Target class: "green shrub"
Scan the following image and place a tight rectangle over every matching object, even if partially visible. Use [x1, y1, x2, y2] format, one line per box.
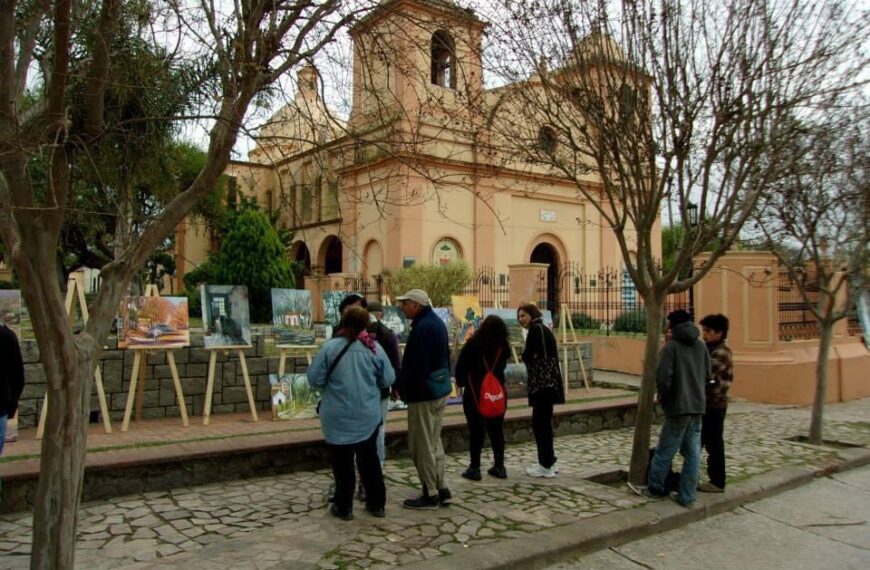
[384, 261, 472, 307]
[210, 209, 294, 323]
[186, 286, 202, 319]
[570, 312, 600, 331]
[613, 309, 647, 334]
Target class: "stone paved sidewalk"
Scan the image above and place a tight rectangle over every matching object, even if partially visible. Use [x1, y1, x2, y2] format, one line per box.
[1, 399, 868, 569]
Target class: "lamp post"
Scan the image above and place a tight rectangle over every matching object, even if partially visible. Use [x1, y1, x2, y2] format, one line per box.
[686, 201, 699, 317]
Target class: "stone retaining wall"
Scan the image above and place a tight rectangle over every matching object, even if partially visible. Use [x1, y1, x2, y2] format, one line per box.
[15, 337, 594, 428]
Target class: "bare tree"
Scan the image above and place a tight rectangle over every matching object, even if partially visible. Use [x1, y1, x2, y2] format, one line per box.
[0, 1, 370, 567]
[748, 106, 869, 445]
[480, 0, 868, 482]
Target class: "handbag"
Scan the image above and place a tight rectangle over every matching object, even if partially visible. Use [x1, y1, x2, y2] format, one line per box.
[527, 324, 564, 400]
[425, 367, 452, 399]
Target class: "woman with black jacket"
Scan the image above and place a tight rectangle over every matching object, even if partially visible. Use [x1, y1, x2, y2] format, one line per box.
[518, 303, 565, 478]
[455, 315, 511, 480]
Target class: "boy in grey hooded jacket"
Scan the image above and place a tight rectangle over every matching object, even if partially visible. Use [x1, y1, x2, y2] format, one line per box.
[647, 310, 711, 507]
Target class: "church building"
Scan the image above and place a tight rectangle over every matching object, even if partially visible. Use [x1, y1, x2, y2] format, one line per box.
[174, 0, 661, 302]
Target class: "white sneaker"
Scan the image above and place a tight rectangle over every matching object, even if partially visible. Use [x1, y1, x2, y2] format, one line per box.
[526, 464, 557, 478]
[528, 462, 559, 473]
[389, 399, 408, 411]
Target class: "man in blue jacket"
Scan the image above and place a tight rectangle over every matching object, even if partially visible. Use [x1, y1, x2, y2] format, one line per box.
[395, 289, 452, 510]
[639, 310, 710, 507]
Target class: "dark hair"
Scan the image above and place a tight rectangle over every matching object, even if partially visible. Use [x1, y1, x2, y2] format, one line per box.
[339, 293, 367, 314]
[699, 313, 729, 340]
[337, 306, 370, 339]
[467, 315, 510, 354]
[667, 309, 693, 327]
[517, 303, 542, 321]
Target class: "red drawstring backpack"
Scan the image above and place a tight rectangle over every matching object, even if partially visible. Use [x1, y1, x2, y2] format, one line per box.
[470, 349, 506, 419]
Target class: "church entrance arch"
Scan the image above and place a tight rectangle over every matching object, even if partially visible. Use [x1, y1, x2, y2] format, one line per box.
[319, 236, 343, 275]
[530, 242, 559, 314]
[289, 241, 312, 287]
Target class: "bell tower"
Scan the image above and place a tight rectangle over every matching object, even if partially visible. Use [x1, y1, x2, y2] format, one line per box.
[348, 0, 487, 130]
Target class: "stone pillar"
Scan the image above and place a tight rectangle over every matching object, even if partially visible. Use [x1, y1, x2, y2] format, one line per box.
[694, 251, 778, 353]
[508, 263, 548, 308]
[305, 273, 348, 321]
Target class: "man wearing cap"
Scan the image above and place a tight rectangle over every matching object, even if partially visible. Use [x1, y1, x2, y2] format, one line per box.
[395, 289, 452, 509]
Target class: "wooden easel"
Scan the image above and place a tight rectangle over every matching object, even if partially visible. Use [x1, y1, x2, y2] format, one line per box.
[559, 304, 590, 392]
[121, 284, 189, 431]
[36, 274, 112, 439]
[276, 344, 317, 376]
[202, 344, 259, 425]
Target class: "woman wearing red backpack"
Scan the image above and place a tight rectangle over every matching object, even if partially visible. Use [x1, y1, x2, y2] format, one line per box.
[455, 315, 511, 481]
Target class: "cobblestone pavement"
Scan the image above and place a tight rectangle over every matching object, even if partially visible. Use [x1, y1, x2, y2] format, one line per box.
[1, 401, 868, 569]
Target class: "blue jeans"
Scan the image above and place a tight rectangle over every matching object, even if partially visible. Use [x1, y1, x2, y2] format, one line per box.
[648, 414, 701, 506]
[0, 414, 7, 456]
[376, 397, 389, 466]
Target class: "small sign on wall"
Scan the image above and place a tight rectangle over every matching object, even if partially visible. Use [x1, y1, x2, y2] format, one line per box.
[540, 210, 557, 222]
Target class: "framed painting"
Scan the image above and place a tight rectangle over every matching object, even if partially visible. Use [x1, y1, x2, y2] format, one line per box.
[118, 296, 190, 349]
[381, 305, 410, 343]
[269, 373, 320, 420]
[271, 289, 315, 345]
[201, 285, 252, 348]
[322, 290, 349, 329]
[451, 295, 482, 344]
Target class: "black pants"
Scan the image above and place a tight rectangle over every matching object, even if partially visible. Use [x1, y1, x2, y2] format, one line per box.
[462, 395, 505, 468]
[532, 396, 556, 468]
[329, 427, 385, 515]
[701, 407, 727, 488]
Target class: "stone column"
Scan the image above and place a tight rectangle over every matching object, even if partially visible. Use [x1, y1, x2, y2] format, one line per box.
[693, 251, 778, 353]
[508, 263, 548, 309]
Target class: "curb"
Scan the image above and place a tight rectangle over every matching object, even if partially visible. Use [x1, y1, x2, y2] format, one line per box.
[403, 446, 870, 570]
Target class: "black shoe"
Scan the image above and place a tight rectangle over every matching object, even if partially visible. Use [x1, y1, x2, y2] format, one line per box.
[329, 504, 353, 521]
[327, 482, 336, 503]
[438, 488, 452, 506]
[402, 494, 440, 510]
[462, 466, 482, 481]
[356, 483, 367, 502]
[366, 506, 386, 518]
[487, 465, 508, 479]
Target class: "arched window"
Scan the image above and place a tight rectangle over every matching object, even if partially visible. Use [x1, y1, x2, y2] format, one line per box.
[431, 31, 457, 89]
[537, 126, 557, 154]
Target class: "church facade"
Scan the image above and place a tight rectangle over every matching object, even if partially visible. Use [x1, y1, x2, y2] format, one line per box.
[174, 0, 661, 300]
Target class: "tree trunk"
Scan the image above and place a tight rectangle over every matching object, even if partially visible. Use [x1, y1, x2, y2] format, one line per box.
[808, 320, 834, 445]
[628, 298, 664, 484]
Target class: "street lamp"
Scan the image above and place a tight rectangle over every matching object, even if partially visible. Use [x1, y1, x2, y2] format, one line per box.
[686, 201, 699, 227]
[686, 201, 699, 318]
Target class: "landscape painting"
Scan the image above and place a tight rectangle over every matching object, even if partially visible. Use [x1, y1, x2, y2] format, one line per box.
[269, 373, 320, 420]
[451, 295, 482, 344]
[118, 296, 190, 349]
[483, 308, 526, 344]
[322, 290, 349, 329]
[201, 285, 252, 348]
[381, 305, 410, 343]
[0, 290, 21, 338]
[432, 307, 456, 344]
[272, 289, 315, 345]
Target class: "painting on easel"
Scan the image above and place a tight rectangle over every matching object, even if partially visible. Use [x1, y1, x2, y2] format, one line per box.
[322, 290, 349, 329]
[201, 284, 252, 348]
[381, 305, 410, 343]
[269, 373, 320, 420]
[0, 290, 21, 338]
[118, 296, 190, 349]
[271, 289, 315, 345]
[451, 295, 482, 344]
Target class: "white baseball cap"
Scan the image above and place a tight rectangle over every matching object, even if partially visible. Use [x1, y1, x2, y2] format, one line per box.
[395, 289, 431, 306]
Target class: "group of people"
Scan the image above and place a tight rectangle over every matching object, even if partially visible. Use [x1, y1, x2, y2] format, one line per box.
[310, 290, 568, 521]
[637, 309, 733, 507]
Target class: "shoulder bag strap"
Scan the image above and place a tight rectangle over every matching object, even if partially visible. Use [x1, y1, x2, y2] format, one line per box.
[326, 339, 354, 381]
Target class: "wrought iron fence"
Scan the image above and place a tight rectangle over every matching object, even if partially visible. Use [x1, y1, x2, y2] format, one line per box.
[777, 270, 821, 340]
[540, 263, 693, 336]
[458, 266, 510, 308]
[343, 274, 385, 304]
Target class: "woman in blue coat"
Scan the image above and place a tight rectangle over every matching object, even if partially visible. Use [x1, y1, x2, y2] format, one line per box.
[309, 306, 395, 520]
